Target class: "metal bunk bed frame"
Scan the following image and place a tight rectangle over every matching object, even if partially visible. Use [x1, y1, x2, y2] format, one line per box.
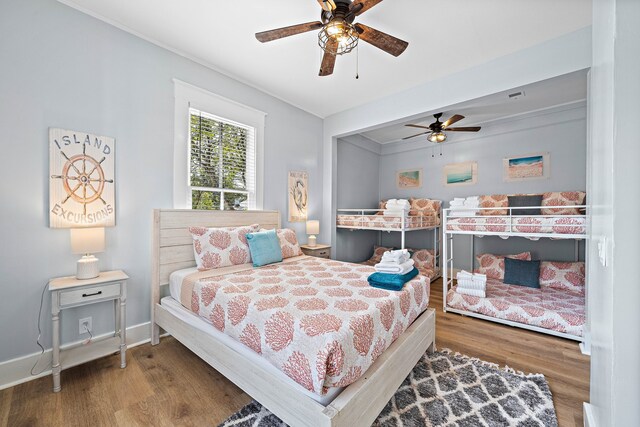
[337, 207, 442, 279]
[441, 205, 588, 342]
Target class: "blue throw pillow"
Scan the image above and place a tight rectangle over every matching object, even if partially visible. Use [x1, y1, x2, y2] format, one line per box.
[246, 229, 283, 267]
[503, 257, 540, 288]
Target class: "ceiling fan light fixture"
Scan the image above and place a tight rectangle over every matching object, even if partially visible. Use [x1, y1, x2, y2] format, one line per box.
[318, 19, 359, 55]
[428, 132, 447, 143]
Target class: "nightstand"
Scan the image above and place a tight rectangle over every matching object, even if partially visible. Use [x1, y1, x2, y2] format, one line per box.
[48, 270, 128, 392]
[300, 244, 331, 259]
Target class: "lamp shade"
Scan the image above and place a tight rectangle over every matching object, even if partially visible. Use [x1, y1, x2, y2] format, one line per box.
[70, 228, 105, 255]
[306, 220, 320, 235]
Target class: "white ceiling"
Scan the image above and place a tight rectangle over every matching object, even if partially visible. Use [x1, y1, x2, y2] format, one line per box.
[361, 70, 588, 144]
[60, 0, 592, 117]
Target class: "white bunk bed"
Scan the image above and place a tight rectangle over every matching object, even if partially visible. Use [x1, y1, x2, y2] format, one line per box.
[337, 207, 442, 279]
[442, 204, 588, 341]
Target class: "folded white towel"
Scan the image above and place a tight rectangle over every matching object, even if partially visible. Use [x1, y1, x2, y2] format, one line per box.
[463, 200, 480, 207]
[456, 287, 486, 298]
[457, 282, 486, 291]
[385, 203, 410, 211]
[375, 259, 415, 274]
[457, 271, 487, 290]
[449, 200, 464, 205]
[381, 249, 410, 263]
[465, 196, 479, 201]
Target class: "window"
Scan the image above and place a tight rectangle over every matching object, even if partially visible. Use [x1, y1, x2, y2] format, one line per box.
[173, 79, 264, 210]
[189, 108, 256, 210]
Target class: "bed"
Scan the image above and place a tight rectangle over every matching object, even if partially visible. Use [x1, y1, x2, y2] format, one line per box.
[151, 209, 436, 427]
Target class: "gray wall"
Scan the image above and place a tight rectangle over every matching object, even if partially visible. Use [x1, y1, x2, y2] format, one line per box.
[335, 136, 381, 262]
[0, 0, 322, 363]
[377, 104, 587, 269]
[589, 0, 640, 424]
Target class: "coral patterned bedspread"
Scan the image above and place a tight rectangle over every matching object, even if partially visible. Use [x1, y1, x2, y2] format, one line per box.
[446, 216, 586, 235]
[446, 279, 585, 337]
[337, 213, 439, 229]
[177, 256, 430, 395]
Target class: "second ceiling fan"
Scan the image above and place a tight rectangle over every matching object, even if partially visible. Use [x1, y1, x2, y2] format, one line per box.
[404, 113, 481, 143]
[255, 0, 408, 76]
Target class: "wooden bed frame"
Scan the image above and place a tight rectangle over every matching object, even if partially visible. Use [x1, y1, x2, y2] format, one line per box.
[151, 209, 436, 427]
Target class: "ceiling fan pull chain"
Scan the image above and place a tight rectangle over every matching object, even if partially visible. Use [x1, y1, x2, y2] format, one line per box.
[440, 145, 443, 156]
[355, 43, 359, 79]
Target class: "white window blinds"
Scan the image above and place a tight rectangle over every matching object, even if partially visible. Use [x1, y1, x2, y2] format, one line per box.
[188, 108, 256, 210]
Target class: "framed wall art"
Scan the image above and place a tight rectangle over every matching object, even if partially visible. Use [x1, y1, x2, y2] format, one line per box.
[288, 170, 308, 222]
[49, 128, 116, 228]
[443, 161, 477, 186]
[503, 152, 550, 182]
[396, 168, 423, 189]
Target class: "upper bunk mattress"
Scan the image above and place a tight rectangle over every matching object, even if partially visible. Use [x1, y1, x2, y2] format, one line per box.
[445, 215, 586, 236]
[446, 279, 585, 337]
[170, 255, 430, 396]
[337, 213, 438, 229]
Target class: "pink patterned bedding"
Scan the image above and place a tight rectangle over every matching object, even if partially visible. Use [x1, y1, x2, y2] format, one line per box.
[337, 213, 439, 229]
[446, 279, 585, 337]
[179, 256, 430, 395]
[446, 215, 586, 235]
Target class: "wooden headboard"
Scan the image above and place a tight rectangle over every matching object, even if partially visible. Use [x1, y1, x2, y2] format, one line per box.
[152, 209, 281, 287]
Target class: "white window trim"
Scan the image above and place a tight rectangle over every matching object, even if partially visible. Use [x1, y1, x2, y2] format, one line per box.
[173, 79, 265, 209]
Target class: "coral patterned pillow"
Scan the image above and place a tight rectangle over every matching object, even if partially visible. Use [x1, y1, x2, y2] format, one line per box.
[539, 261, 585, 295]
[375, 200, 387, 215]
[540, 191, 586, 215]
[274, 228, 304, 259]
[189, 224, 259, 271]
[475, 252, 532, 280]
[478, 195, 508, 216]
[370, 245, 394, 264]
[410, 249, 436, 270]
[409, 198, 442, 214]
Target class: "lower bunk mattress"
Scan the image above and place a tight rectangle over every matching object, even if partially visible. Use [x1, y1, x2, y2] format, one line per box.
[337, 213, 439, 229]
[168, 255, 430, 397]
[445, 215, 586, 236]
[446, 279, 585, 337]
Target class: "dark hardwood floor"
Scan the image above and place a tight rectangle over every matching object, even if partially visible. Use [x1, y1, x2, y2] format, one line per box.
[0, 278, 589, 426]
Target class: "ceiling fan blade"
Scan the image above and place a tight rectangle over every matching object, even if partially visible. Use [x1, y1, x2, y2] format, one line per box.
[446, 126, 482, 132]
[403, 131, 430, 140]
[405, 124, 430, 130]
[354, 23, 408, 57]
[317, 0, 336, 11]
[256, 21, 323, 43]
[350, 0, 383, 16]
[442, 114, 465, 128]
[319, 39, 338, 76]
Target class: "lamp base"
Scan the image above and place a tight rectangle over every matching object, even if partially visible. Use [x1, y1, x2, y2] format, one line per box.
[307, 235, 317, 247]
[76, 255, 100, 280]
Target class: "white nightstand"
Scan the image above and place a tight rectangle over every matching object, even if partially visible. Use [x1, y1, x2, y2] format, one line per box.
[300, 244, 331, 259]
[48, 270, 129, 392]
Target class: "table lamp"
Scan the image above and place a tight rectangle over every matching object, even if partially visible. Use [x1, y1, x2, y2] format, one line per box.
[70, 227, 105, 279]
[306, 220, 319, 247]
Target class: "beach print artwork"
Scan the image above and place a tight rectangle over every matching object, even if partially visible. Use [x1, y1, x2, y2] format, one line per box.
[397, 169, 422, 189]
[503, 152, 549, 181]
[288, 171, 308, 222]
[443, 162, 477, 186]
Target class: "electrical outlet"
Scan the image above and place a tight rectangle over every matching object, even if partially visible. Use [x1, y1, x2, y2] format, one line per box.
[79, 317, 92, 335]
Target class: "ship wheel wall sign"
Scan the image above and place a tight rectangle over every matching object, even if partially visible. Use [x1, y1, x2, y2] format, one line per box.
[49, 128, 115, 228]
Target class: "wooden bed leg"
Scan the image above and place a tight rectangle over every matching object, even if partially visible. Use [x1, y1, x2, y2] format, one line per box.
[427, 338, 436, 354]
[151, 322, 160, 345]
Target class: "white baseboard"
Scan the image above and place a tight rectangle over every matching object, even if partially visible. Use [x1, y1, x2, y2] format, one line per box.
[583, 402, 596, 427]
[0, 321, 151, 391]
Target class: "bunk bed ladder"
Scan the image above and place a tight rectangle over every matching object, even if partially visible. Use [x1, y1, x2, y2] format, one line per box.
[442, 227, 455, 312]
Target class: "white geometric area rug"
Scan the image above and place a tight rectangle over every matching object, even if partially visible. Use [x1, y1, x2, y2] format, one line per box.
[218, 349, 558, 427]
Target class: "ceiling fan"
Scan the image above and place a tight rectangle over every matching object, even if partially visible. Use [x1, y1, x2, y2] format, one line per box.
[255, 0, 408, 77]
[403, 113, 481, 143]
